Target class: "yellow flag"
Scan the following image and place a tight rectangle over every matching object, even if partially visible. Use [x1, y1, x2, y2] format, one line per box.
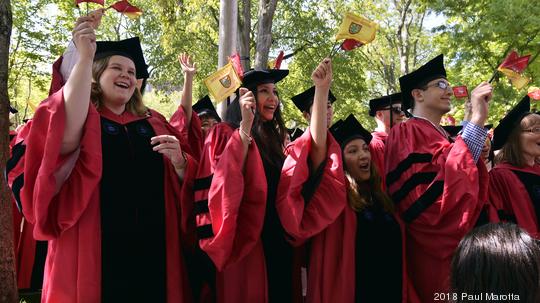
[336, 12, 378, 44]
[204, 62, 241, 102]
[498, 67, 530, 90]
[26, 99, 37, 111]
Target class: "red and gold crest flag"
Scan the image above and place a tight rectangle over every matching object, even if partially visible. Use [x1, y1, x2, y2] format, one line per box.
[204, 62, 242, 102]
[497, 50, 531, 89]
[336, 12, 378, 44]
[452, 85, 469, 98]
[109, 0, 142, 19]
[228, 53, 244, 79]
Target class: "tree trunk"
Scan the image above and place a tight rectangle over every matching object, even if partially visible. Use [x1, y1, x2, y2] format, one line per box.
[0, 0, 17, 300]
[254, 0, 278, 70]
[237, 0, 251, 71]
[216, 0, 237, 118]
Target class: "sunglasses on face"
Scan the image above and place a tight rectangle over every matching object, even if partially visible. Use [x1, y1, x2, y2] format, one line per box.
[381, 106, 403, 115]
[423, 80, 452, 91]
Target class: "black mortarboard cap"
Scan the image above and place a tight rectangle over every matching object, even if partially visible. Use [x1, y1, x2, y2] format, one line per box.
[493, 95, 531, 150]
[484, 124, 493, 131]
[442, 125, 463, 137]
[241, 69, 289, 89]
[368, 92, 402, 116]
[192, 95, 221, 122]
[291, 86, 336, 113]
[399, 54, 447, 110]
[9, 105, 18, 114]
[330, 114, 372, 147]
[95, 37, 150, 80]
[287, 127, 304, 141]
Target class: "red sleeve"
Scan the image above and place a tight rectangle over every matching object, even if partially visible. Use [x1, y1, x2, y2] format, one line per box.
[21, 89, 102, 240]
[276, 129, 347, 246]
[169, 105, 203, 160]
[194, 123, 267, 271]
[369, 134, 386, 190]
[48, 56, 64, 96]
[489, 166, 539, 237]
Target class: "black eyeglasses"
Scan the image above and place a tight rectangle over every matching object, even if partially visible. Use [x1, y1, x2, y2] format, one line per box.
[381, 106, 403, 115]
[423, 80, 452, 91]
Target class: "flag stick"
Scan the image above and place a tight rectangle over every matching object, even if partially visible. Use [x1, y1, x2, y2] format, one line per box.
[488, 70, 498, 83]
[326, 41, 339, 59]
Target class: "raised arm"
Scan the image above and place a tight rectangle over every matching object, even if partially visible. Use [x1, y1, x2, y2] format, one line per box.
[61, 16, 97, 155]
[309, 58, 332, 170]
[238, 87, 256, 168]
[178, 53, 197, 127]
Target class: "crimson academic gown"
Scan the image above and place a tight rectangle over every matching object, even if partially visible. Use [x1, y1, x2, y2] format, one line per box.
[21, 88, 196, 303]
[195, 122, 302, 302]
[384, 118, 489, 303]
[370, 131, 387, 189]
[169, 105, 204, 161]
[489, 163, 540, 238]
[277, 129, 355, 303]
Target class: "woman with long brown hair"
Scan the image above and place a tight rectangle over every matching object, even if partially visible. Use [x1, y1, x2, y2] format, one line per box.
[21, 17, 196, 302]
[490, 95, 540, 238]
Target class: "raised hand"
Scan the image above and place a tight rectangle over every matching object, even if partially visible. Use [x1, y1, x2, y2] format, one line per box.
[239, 87, 256, 129]
[151, 135, 187, 170]
[87, 8, 105, 29]
[311, 58, 332, 88]
[72, 16, 97, 60]
[178, 53, 197, 76]
[470, 82, 493, 125]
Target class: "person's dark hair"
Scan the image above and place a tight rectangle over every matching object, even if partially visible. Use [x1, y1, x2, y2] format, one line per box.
[496, 113, 540, 167]
[450, 223, 540, 303]
[344, 160, 393, 213]
[247, 84, 286, 167]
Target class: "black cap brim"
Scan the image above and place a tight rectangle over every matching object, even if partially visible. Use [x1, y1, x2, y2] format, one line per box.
[493, 95, 531, 150]
[242, 69, 289, 89]
[291, 86, 336, 112]
[95, 37, 149, 80]
[399, 54, 447, 110]
[368, 92, 402, 116]
[330, 114, 372, 147]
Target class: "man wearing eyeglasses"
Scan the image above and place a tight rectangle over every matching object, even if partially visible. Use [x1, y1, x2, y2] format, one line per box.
[368, 92, 406, 183]
[384, 54, 494, 303]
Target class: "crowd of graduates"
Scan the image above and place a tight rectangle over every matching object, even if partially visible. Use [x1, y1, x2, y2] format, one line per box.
[6, 10, 540, 303]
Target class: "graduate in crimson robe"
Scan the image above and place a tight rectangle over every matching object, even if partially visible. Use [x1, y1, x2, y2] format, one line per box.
[21, 18, 195, 303]
[277, 60, 405, 302]
[489, 96, 540, 238]
[368, 92, 406, 183]
[278, 60, 353, 303]
[194, 65, 304, 302]
[385, 54, 494, 303]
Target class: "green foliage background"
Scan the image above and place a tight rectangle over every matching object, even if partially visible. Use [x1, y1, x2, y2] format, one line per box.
[9, 0, 540, 130]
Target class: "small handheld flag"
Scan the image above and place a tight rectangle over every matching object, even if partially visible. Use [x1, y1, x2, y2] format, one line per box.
[452, 85, 469, 98]
[493, 50, 531, 89]
[204, 62, 242, 103]
[336, 12, 378, 45]
[228, 53, 244, 79]
[528, 87, 540, 100]
[109, 0, 142, 19]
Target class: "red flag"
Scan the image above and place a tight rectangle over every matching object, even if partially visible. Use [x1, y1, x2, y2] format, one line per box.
[273, 51, 284, 69]
[528, 87, 540, 101]
[341, 39, 363, 51]
[498, 50, 531, 73]
[109, 0, 142, 19]
[452, 85, 469, 98]
[76, 0, 104, 6]
[228, 53, 244, 80]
